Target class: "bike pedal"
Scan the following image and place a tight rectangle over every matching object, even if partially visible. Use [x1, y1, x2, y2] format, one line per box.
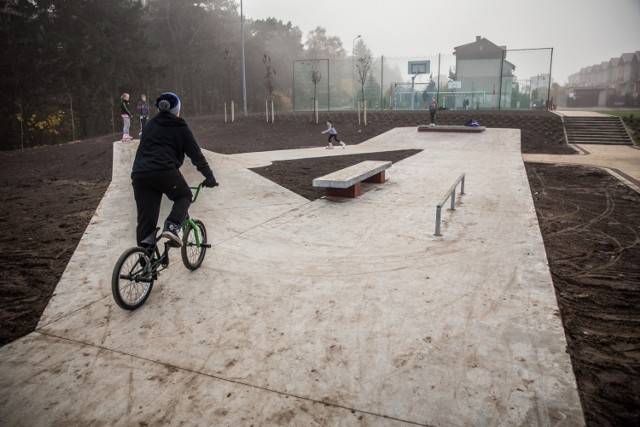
[201, 244, 211, 248]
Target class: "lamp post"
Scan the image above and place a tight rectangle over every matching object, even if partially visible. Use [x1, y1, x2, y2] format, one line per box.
[352, 35, 361, 108]
[240, 0, 247, 116]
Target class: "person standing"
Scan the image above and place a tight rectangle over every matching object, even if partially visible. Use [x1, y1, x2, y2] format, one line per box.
[428, 96, 438, 127]
[120, 93, 133, 141]
[321, 120, 346, 149]
[137, 94, 149, 135]
[131, 92, 217, 248]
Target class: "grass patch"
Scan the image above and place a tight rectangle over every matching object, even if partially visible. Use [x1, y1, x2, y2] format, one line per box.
[606, 110, 640, 146]
[604, 110, 640, 119]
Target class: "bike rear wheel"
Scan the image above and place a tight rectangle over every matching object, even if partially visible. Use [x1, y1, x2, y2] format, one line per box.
[181, 219, 207, 270]
[112, 247, 154, 310]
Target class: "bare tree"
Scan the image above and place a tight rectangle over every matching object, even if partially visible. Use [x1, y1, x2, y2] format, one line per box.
[223, 48, 238, 103]
[263, 54, 276, 100]
[303, 59, 322, 121]
[356, 53, 373, 102]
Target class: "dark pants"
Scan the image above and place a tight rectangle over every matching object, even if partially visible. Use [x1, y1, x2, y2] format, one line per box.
[139, 116, 148, 129]
[429, 111, 436, 124]
[328, 133, 341, 143]
[132, 170, 192, 246]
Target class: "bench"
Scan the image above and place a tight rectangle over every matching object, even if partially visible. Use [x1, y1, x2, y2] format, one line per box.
[312, 160, 392, 198]
[417, 124, 485, 133]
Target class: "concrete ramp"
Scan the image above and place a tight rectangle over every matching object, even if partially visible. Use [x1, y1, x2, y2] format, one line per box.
[0, 129, 584, 425]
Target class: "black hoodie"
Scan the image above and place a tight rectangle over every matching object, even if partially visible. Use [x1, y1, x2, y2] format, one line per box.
[131, 111, 213, 179]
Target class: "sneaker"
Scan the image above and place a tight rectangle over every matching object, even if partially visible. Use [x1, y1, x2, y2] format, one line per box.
[161, 221, 182, 247]
[340, 141, 346, 148]
[325, 144, 334, 149]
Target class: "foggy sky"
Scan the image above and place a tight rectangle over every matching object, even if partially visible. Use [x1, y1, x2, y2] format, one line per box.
[244, 0, 640, 83]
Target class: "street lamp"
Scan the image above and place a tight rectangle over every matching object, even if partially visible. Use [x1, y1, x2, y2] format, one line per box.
[352, 35, 361, 108]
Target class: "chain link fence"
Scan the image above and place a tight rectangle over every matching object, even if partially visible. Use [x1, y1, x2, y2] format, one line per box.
[293, 48, 553, 112]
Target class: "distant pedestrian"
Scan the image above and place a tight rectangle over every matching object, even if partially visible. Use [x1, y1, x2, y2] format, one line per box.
[463, 97, 469, 110]
[321, 120, 346, 149]
[428, 96, 438, 127]
[120, 93, 133, 141]
[137, 94, 149, 135]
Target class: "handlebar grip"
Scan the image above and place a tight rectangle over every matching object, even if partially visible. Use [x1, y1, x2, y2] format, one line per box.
[200, 180, 219, 188]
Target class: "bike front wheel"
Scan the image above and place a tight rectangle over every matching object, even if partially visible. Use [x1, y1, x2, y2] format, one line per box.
[182, 219, 207, 270]
[112, 247, 154, 310]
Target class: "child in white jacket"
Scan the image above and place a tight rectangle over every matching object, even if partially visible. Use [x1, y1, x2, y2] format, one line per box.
[321, 120, 346, 149]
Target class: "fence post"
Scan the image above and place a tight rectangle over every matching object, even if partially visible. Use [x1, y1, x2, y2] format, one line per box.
[110, 96, 115, 136]
[69, 93, 75, 141]
[380, 55, 384, 110]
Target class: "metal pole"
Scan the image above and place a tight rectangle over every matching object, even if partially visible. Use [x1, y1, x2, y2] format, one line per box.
[327, 59, 330, 111]
[547, 48, 554, 107]
[498, 49, 504, 110]
[435, 206, 442, 236]
[240, 0, 247, 116]
[436, 53, 441, 104]
[380, 55, 384, 110]
[352, 35, 361, 110]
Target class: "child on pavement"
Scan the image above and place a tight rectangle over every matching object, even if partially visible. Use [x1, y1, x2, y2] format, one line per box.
[120, 93, 133, 141]
[428, 96, 438, 127]
[321, 120, 346, 149]
[137, 94, 149, 135]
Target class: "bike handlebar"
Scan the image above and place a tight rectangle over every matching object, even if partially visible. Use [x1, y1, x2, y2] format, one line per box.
[189, 180, 218, 203]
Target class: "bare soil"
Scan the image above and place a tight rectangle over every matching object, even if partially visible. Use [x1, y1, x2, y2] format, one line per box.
[0, 110, 637, 425]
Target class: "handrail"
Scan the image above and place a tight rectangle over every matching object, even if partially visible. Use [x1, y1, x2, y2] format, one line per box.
[435, 173, 465, 236]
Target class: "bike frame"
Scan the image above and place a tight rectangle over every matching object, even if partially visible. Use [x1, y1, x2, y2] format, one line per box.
[142, 182, 206, 275]
[183, 184, 204, 248]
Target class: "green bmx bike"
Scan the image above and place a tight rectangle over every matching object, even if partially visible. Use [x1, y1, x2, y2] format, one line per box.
[111, 182, 213, 310]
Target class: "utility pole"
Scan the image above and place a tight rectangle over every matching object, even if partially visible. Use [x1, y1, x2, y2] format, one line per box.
[241, 0, 247, 116]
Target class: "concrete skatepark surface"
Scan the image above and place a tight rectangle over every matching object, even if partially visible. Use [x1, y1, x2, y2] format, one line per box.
[0, 128, 585, 425]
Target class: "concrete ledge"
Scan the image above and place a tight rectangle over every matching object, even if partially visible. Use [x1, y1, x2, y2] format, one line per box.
[418, 125, 486, 133]
[312, 161, 391, 189]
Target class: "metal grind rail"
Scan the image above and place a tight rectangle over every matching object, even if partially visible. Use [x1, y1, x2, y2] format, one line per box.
[435, 173, 466, 236]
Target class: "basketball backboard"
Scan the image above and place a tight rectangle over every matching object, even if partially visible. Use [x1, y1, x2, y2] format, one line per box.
[408, 60, 430, 75]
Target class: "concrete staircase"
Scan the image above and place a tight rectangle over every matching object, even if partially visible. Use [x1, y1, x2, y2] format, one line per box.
[563, 116, 633, 145]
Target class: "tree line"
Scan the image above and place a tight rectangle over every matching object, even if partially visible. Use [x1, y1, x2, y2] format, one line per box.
[1, 0, 357, 150]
